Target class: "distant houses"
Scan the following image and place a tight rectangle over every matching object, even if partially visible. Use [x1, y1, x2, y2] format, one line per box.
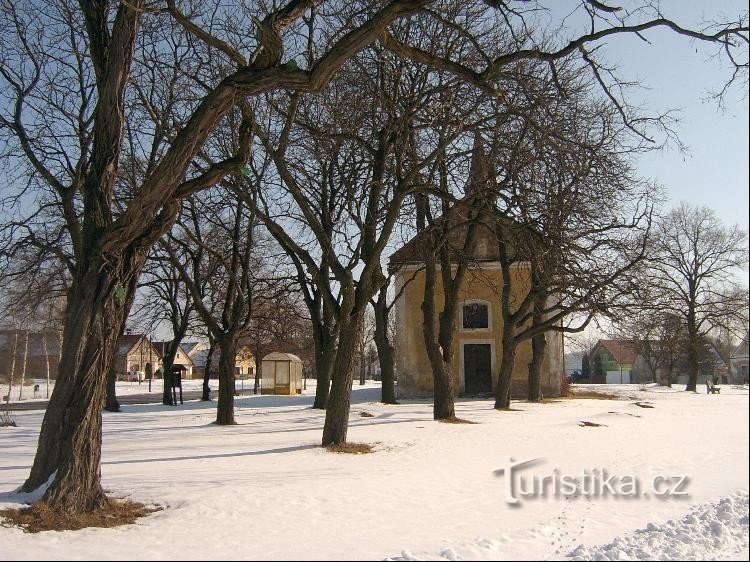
[0, 329, 255, 383]
[588, 338, 733, 385]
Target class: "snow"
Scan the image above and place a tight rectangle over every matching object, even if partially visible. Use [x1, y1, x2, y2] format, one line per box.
[0, 382, 747, 561]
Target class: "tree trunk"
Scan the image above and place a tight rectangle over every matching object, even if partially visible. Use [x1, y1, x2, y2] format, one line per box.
[161, 343, 180, 406]
[254, 355, 262, 394]
[104, 364, 120, 412]
[373, 286, 396, 404]
[527, 331, 546, 402]
[7, 331, 18, 402]
[201, 340, 215, 401]
[421, 253, 455, 420]
[312, 325, 336, 409]
[322, 314, 362, 445]
[216, 335, 237, 425]
[43, 332, 50, 398]
[494, 336, 517, 410]
[686, 309, 699, 392]
[21, 262, 136, 512]
[18, 330, 29, 400]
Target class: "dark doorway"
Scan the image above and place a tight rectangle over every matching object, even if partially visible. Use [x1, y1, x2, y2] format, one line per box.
[464, 343, 492, 394]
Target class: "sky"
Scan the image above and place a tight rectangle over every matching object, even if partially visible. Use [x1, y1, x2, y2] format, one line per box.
[569, 0, 749, 233]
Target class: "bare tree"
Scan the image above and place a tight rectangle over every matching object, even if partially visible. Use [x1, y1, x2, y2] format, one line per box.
[0, 0, 745, 514]
[649, 203, 748, 391]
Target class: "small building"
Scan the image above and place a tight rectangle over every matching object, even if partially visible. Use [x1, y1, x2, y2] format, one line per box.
[153, 341, 196, 379]
[589, 339, 640, 384]
[730, 334, 749, 384]
[114, 334, 161, 381]
[389, 135, 564, 399]
[261, 352, 303, 395]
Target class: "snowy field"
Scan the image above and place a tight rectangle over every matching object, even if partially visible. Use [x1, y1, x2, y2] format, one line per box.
[0, 382, 748, 560]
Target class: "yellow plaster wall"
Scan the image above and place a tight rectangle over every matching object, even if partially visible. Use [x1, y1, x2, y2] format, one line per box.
[394, 263, 563, 398]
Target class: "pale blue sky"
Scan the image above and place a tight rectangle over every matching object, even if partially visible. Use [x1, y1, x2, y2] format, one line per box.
[580, 0, 749, 232]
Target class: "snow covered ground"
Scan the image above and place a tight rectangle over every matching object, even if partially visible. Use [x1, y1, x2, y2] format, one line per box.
[0, 382, 747, 560]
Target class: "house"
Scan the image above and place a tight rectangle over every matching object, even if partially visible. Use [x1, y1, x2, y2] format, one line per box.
[389, 135, 564, 399]
[192, 343, 256, 379]
[152, 341, 195, 379]
[729, 334, 748, 383]
[114, 334, 161, 380]
[589, 339, 641, 384]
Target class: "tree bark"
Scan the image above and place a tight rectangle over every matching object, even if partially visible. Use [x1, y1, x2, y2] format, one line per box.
[494, 333, 517, 410]
[254, 353, 262, 394]
[161, 342, 181, 406]
[216, 334, 237, 425]
[373, 284, 396, 404]
[18, 330, 29, 400]
[312, 318, 336, 409]
[104, 363, 120, 412]
[201, 339, 215, 401]
[7, 331, 18, 402]
[422, 254, 455, 420]
[527, 331, 546, 402]
[686, 304, 699, 392]
[21, 259, 139, 512]
[527, 291, 547, 403]
[321, 313, 362, 445]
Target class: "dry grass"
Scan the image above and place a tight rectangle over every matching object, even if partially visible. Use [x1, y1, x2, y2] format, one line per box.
[566, 388, 620, 400]
[325, 442, 374, 454]
[0, 498, 161, 533]
[359, 411, 375, 418]
[437, 417, 478, 424]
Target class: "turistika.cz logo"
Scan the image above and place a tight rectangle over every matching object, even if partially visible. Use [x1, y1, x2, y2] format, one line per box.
[494, 457, 689, 505]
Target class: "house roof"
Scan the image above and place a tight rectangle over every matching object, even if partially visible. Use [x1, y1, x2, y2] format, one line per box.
[593, 339, 640, 365]
[732, 334, 749, 359]
[117, 334, 161, 358]
[262, 352, 302, 363]
[153, 341, 194, 366]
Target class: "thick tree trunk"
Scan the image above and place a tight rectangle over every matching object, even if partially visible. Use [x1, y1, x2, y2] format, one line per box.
[321, 314, 362, 445]
[494, 336, 517, 410]
[216, 335, 237, 425]
[21, 261, 137, 512]
[312, 325, 336, 410]
[421, 253, 455, 420]
[527, 332, 546, 403]
[373, 286, 396, 404]
[104, 364, 120, 412]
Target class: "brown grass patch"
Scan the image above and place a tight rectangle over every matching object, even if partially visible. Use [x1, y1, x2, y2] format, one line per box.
[0, 498, 161, 533]
[359, 411, 375, 418]
[437, 417, 478, 424]
[325, 442, 374, 454]
[566, 388, 620, 400]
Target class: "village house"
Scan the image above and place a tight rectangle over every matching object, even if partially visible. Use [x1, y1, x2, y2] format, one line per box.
[389, 137, 564, 399]
[730, 334, 749, 383]
[152, 341, 195, 379]
[114, 334, 161, 381]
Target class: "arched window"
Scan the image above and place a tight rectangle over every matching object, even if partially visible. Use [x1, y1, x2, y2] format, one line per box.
[462, 300, 490, 330]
